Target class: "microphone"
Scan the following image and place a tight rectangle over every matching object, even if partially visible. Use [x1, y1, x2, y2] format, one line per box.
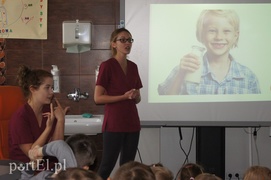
[178, 127, 183, 140]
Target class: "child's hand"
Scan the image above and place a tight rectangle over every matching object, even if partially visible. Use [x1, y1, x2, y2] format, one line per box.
[180, 53, 201, 72]
[28, 145, 43, 161]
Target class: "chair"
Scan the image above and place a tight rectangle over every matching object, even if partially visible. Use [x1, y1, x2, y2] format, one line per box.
[0, 86, 24, 159]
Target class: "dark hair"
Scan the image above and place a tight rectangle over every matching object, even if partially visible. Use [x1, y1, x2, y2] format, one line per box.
[110, 28, 132, 56]
[16, 65, 52, 98]
[113, 161, 155, 180]
[65, 134, 97, 168]
[178, 163, 204, 180]
[55, 167, 102, 180]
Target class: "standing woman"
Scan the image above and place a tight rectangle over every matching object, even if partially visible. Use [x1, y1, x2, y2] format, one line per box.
[94, 28, 143, 180]
[9, 65, 69, 164]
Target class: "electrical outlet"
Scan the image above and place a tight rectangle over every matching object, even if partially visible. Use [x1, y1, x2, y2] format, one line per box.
[235, 173, 240, 179]
[227, 173, 233, 179]
[226, 172, 242, 180]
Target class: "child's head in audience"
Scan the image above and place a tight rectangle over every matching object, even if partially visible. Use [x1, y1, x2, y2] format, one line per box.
[243, 165, 271, 180]
[65, 133, 97, 169]
[55, 167, 102, 180]
[111, 161, 155, 180]
[194, 173, 222, 180]
[150, 163, 174, 180]
[178, 163, 204, 180]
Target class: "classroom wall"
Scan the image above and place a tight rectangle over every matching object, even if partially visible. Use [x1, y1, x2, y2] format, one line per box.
[134, 127, 271, 180]
[4, 0, 120, 115]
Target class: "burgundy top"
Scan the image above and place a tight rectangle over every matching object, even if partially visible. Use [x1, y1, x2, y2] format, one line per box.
[96, 58, 143, 132]
[8, 103, 57, 162]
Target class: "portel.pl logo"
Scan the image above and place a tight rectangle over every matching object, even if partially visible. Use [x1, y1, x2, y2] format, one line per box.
[9, 159, 66, 174]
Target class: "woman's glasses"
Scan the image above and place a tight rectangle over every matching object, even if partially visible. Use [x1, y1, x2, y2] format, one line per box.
[116, 38, 134, 43]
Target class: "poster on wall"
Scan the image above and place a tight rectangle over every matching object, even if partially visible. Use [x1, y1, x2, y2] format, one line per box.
[0, 0, 47, 39]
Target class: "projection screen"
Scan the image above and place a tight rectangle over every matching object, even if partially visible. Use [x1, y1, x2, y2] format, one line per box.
[125, 0, 271, 126]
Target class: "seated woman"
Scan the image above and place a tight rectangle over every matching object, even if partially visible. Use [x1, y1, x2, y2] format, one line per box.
[8, 65, 69, 166]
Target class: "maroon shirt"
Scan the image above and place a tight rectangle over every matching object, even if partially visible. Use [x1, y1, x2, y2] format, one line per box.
[8, 103, 57, 162]
[96, 58, 143, 132]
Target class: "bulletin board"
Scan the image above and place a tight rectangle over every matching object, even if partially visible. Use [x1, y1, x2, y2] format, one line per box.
[0, 0, 47, 39]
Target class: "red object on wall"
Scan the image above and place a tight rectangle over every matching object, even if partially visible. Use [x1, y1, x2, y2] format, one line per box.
[0, 86, 25, 159]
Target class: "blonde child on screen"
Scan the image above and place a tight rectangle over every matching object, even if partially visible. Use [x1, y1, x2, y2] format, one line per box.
[158, 10, 261, 95]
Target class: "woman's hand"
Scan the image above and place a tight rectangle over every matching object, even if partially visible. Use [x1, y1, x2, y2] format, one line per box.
[42, 103, 55, 130]
[53, 98, 70, 122]
[124, 89, 136, 99]
[124, 89, 141, 103]
[50, 98, 69, 141]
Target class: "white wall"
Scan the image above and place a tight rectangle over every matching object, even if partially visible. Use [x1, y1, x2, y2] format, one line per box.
[130, 127, 271, 180]
[109, 127, 271, 179]
[225, 127, 271, 179]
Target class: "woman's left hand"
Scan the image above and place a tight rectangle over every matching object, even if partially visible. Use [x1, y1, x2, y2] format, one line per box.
[53, 98, 70, 122]
[130, 89, 141, 103]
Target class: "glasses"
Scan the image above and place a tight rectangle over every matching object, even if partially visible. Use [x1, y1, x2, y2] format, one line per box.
[116, 38, 134, 43]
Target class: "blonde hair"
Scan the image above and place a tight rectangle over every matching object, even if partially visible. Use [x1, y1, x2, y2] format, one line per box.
[150, 163, 174, 180]
[196, 9, 240, 48]
[178, 163, 204, 180]
[194, 173, 222, 180]
[243, 166, 271, 180]
[113, 161, 155, 180]
[55, 168, 103, 180]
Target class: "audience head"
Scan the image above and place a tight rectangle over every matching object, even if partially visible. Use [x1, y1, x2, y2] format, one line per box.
[112, 161, 155, 180]
[178, 163, 204, 180]
[243, 165, 271, 180]
[65, 133, 97, 169]
[55, 167, 102, 180]
[150, 163, 174, 180]
[194, 173, 222, 180]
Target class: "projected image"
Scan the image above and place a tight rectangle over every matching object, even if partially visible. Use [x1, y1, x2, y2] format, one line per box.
[126, 1, 271, 124]
[148, 4, 271, 102]
[157, 10, 260, 95]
